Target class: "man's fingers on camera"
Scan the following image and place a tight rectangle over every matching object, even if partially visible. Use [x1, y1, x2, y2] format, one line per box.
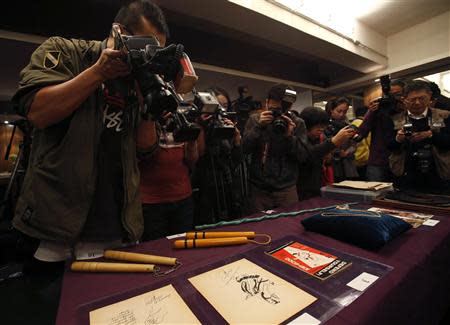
[259, 112, 273, 125]
[339, 126, 354, 137]
[223, 118, 234, 126]
[282, 115, 294, 125]
[104, 48, 126, 58]
[411, 131, 428, 142]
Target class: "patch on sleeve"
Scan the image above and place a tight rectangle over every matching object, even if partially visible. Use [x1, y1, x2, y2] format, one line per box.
[43, 50, 61, 69]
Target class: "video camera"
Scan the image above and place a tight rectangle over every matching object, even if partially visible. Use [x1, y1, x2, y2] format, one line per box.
[270, 88, 297, 135]
[162, 102, 201, 143]
[195, 92, 236, 141]
[112, 24, 201, 142]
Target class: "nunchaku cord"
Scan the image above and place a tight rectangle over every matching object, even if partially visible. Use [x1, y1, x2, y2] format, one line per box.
[153, 260, 183, 277]
[248, 234, 272, 245]
[195, 203, 358, 230]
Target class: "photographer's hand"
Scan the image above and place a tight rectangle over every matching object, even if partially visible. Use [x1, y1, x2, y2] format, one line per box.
[282, 115, 296, 137]
[331, 126, 355, 147]
[92, 49, 130, 81]
[223, 118, 241, 145]
[28, 49, 128, 129]
[258, 110, 274, 127]
[396, 129, 406, 143]
[410, 130, 432, 143]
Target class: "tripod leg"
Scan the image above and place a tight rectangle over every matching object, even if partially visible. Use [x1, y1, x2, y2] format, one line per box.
[209, 153, 221, 223]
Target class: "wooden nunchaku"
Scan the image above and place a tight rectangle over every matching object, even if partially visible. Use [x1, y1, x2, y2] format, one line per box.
[71, 261, 156, 273]
[104, 250, 178, 266]
[174, 236, 249, 249]
[174, 231, 271, 249]
[185, 231, 255, 239]
[71, 250, 179, 274]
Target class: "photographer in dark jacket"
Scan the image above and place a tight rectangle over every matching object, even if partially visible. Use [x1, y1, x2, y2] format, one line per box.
[389, 80, 450, 193]
[357, 79, 405, 181]
[243, 84, 308, 212]
[298, 107, 356, 199]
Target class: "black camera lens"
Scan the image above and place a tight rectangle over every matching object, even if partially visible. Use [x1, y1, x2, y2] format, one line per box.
[269, 109, 287, 134]
[272, 118, 287, 134]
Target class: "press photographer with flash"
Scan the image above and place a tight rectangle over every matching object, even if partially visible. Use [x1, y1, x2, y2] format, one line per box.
[243, 84, 308, 212]
[389, 80, 450, 194]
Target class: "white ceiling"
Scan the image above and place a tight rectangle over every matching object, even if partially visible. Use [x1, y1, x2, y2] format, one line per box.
[358, 0, 450, 36]
[423, 70, 450, 96]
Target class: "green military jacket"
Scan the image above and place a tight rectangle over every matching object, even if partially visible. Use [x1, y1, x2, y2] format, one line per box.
[389, 108, 450, 180]
[12, 37, 143, 243]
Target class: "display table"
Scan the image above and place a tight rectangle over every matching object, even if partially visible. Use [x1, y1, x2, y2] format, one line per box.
[56, 197, 450, 325]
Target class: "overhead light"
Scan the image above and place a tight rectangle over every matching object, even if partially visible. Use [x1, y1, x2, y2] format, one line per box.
[374, 78, 380, 82]
[4, 121, 9, 124]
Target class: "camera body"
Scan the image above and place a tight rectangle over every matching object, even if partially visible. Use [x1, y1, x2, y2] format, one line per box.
[403, 123, 413, 137]
[375, 75, 399, 113]
[269, 88, 297, 135]
[324, 119, 348, 138]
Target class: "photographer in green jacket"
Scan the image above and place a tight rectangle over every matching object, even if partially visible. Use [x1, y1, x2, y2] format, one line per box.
[7, 0, 172, 285]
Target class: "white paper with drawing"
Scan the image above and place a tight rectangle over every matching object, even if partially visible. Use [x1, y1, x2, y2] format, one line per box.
[189, 258, 317, 324]
[89, 284, 200, 325]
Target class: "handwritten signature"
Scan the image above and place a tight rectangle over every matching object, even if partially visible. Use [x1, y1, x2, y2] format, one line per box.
[145, 306, 168, 325]
[145, 293, 171, 306]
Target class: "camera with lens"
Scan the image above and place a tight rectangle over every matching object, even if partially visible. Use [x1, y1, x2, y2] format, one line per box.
[270, 89, 297, 135]
[324, 119, 348, 138]
[413, 146, 433, 174]
[373, 75, 400, 112]
[403, 123, 413, 137]
[112, 25, 202, 142]
[112, 24, 197, 120]
[194, 92, 236, 141]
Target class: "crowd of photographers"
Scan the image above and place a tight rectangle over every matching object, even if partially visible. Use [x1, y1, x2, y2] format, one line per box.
[2, 2, 450, 322]
[141, 78, 450, 233]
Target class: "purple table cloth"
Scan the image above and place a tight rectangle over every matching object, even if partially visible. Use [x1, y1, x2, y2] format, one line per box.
[56, 197, 450, 325]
